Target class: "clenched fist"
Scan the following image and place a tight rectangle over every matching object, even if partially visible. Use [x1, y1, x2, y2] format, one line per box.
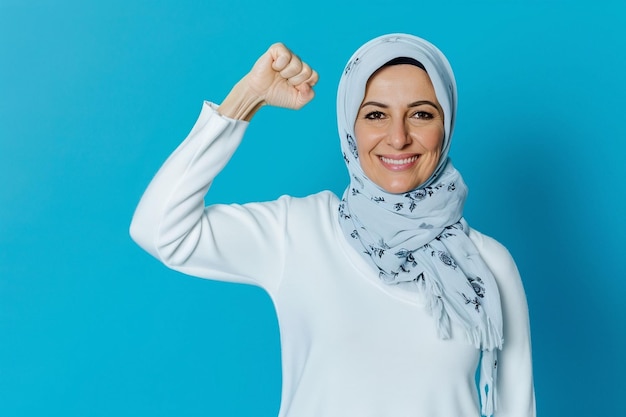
[246, 43, 319, 109]
[219, 43, 319, 121]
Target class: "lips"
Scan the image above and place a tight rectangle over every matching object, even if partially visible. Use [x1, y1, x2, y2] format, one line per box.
[378, 155, 419, 170]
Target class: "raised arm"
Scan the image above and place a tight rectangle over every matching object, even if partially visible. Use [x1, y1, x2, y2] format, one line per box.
[129, 43, 318, 291]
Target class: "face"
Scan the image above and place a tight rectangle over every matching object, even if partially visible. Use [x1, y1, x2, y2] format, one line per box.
[354, 64, 445, 194]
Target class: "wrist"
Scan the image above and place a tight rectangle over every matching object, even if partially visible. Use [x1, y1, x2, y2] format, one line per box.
[217, 78, 265, 121]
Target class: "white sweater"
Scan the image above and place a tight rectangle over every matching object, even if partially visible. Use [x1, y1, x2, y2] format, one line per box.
[130, 102, 536, 417]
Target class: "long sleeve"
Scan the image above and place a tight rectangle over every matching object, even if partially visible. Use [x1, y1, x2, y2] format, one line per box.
[130, 101, 288, 293]
[470, 230, 536, 417]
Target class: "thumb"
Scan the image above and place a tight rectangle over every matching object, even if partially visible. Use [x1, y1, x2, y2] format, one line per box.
[251, 48, 275, 74]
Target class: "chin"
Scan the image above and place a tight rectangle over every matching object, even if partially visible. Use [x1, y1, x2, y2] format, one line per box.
[379, 181, 419, 195]
[367, 170, 427, 194]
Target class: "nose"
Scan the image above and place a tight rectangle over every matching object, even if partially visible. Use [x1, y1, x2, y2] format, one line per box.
[387, 118, 412, 149]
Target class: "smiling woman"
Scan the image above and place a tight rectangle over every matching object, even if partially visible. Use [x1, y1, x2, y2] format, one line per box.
[130, 33, 536, 417]
[354, 63, 445, 193]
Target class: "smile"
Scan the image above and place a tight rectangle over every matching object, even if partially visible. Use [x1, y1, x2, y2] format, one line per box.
[379, 155, 419, 166]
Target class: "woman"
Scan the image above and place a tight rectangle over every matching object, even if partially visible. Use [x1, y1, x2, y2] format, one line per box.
[130, 33, 535, 417]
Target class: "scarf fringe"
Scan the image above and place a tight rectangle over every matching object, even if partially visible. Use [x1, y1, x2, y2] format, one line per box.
[418, 275, 451, 339]
[464, 316, 503, 351]
[479, 349, 499, 417]
[418, 277, 503, 350]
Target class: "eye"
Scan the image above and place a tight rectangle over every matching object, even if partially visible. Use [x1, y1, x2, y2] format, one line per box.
[364, 111, 386, 120]
[411, 110, 434, 120]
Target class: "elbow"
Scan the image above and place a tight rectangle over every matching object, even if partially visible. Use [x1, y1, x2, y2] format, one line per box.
[154, 223, 202, 267]
[128, 199, 204, 267]
[128, 218, 143, 247]
[128, 212, 159, 259]
[129, 215, 202, 267]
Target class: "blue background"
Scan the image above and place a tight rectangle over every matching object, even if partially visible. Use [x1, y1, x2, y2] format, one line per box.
[2, 0, 625, 416]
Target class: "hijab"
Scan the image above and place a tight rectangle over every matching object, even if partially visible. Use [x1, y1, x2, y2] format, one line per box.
[336, 33, 503, 416]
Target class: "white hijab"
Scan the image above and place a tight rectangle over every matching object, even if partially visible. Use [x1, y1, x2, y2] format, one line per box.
[336, 33, 503, 416]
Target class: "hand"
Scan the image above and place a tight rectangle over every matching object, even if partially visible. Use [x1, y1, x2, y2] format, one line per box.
[218, 43, 319, 120]
[245, 42, 319, 110]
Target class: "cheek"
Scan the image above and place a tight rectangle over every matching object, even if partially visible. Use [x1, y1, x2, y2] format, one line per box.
[353, 125, 377, 156]
[421, 126, 444, 153]
[353, 128, 378, 177]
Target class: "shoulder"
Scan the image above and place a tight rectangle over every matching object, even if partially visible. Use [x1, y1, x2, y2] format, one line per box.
[280, 190, 341, 239]
[283, 190, 340, 216]
[469, 228, 533, 328]
[468, 228, 521, 289]
[235, 190, 338, 213]
[468, 228, 512, 260]
[287, 190, 340, 204]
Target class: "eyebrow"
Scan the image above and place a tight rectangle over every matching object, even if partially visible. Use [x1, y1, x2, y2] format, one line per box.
[360, 100, 441, 110]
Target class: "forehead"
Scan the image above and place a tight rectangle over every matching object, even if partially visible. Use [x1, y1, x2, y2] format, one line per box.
[364, 64, 437, 98]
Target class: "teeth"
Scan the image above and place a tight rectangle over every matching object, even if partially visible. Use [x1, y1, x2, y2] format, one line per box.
[380, 155, 418, 165]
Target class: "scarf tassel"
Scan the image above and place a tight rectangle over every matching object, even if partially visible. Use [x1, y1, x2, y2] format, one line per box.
[479, 349, 498, 417]
[419, 279, 503, 351]
[465, 316, 503, 351]
[418, 276, 451, 339]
